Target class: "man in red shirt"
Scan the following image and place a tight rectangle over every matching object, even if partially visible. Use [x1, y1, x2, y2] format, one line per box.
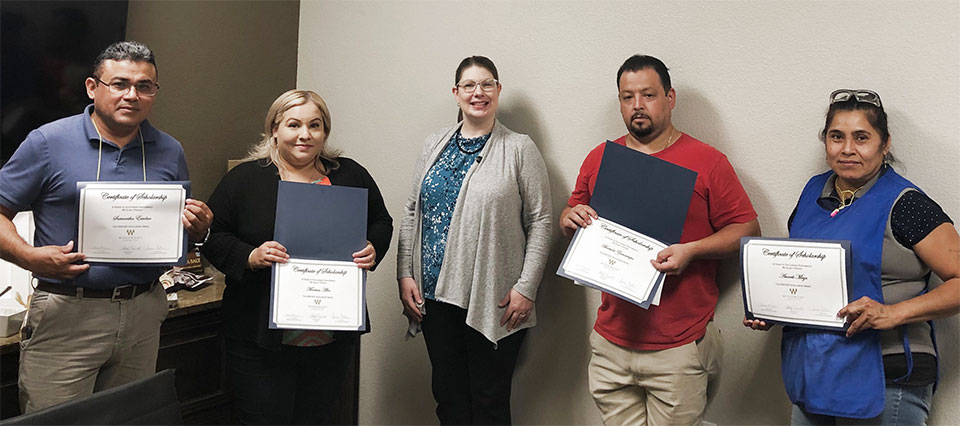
[560, 55, 760, 425]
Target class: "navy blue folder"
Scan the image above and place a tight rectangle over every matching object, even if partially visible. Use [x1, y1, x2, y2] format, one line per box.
[559, 142, 698, 309]
[590, 141, 697, 245]
[273, 181, 368, 260]
[270, 181, 369, 331]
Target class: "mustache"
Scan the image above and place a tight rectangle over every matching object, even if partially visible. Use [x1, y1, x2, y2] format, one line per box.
[631, 112, 650, 120]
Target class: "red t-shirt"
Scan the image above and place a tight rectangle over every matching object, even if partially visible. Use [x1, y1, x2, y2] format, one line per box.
[568, 134, 757, 350]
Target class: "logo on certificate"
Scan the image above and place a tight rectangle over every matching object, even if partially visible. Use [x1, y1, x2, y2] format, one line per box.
[126, 229, 136, 236]
[789, 288, 798, 295]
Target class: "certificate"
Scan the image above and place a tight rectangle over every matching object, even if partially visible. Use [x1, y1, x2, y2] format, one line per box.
[740, 237, 852, 330]
[269, 181, 369, 331]
[77, 182, 187, 264]
[558, 217, 667, 308]
[270, 259, 366, 331]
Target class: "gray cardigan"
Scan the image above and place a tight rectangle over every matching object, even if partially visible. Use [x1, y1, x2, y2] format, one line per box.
[397, 120, 552, 343]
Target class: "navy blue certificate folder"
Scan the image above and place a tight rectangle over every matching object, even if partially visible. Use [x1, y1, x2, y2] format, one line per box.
[590, 141, 698, 245]
[273, 181, 368, 260]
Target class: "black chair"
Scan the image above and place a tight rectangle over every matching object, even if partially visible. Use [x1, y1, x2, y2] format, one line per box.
[1, 369, 182, 425]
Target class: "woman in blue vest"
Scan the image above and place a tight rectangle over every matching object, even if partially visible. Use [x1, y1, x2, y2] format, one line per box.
[744, 89, 959, 424]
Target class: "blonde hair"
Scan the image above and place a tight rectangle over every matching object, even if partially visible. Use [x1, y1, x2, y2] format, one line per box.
[243, 89, 340, 173]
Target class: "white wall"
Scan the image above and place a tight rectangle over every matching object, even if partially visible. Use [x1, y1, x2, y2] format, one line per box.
[297, 1, 960, 424]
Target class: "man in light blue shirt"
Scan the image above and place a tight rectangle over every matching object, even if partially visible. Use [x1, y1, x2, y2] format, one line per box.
[0, 41, 212, 412]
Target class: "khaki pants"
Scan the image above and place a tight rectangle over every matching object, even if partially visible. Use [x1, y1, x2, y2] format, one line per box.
[18, 283, 168, 413]
[588, 322, 723, 426]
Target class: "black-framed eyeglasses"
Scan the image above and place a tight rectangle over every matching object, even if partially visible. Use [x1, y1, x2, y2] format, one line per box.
[457, 78, 499, 93]
[830, 89, 881, 108]
[94, 77, 160, 97]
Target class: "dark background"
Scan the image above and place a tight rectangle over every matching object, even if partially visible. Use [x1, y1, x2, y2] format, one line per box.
[1, 1, 128, 166]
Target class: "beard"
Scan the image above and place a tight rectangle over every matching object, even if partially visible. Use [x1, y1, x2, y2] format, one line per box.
[627, 113, 656, 140]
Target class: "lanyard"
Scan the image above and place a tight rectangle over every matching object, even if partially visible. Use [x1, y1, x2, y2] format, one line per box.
[90, 116, 146, 181]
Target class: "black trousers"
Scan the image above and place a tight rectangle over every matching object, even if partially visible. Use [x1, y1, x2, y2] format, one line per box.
[421, 299, 527, 425]
[224, 335, 356, 425]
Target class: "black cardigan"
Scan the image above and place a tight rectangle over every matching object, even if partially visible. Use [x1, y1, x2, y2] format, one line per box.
[204, 158, 393, 349]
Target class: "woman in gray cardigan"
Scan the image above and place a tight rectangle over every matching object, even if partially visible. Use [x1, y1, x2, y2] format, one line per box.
[396, 56, 552, 425]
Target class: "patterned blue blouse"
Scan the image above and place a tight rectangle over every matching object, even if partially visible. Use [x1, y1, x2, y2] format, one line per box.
[419, 129, 490, 299]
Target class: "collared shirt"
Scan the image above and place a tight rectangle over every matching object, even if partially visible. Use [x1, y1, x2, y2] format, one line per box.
[0, 104, 189, 289]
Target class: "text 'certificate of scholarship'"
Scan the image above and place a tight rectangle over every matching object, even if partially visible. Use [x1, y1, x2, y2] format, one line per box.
[740, 237, 852, 330]
[77, 181, 188, 265]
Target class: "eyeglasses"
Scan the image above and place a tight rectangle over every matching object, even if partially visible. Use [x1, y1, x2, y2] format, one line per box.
[457, 78, 499, 93]
[94, 77, 160, 97]
[830, 89, 882, 108]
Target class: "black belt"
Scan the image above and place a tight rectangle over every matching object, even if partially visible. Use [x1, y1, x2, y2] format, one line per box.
[36, 281, 156, 301]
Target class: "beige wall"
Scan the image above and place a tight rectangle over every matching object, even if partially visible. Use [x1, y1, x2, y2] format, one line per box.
[126, 0, 300, 200]
[297, 1, 960, 424]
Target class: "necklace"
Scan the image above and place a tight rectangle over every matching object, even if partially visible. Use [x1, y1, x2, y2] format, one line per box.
[664, 128, 678, 149]
[91, 116, 146, 181]
[830, 178, 866, 217]
[455, 130, 487, 155]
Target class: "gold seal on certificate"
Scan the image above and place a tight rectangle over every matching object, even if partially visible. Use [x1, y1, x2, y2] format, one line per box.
[77, 182, 187, 264]
[740, 238, 852, 330]
[271, 259, 365, 331]
[557, 217, 667, 308]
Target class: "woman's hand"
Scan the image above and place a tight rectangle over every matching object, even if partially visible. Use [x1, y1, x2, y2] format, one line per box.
[352, 241, 376, 270]
[398, 277, 423, 323]
[247, 241, 289, 269]
[838, 296, 901, 337]
[499, 288, 534, 331]
[742, 317, 773, 331]
[559, 204, 598, 239]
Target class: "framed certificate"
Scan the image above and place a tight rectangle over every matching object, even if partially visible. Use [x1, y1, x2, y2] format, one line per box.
[77, 182, 188, 265]
[740, 237, 853, 330]
[557, 217, 667, 309]
[270, 259, 366, 331]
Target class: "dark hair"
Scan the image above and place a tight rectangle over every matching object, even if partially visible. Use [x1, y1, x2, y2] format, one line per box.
[819, 94, 895, 164]
[617, 55, 671, 92]
[455, 56, 499, 122]
[819, 97, 891, 143]
[92, 41, 158, 79]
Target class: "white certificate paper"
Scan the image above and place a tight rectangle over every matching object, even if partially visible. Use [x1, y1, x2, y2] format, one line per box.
[741, 238, 851, 329]
[558, 217, 667, 308]
[270, 259, 365, 331]
[77, 182, 186, 264]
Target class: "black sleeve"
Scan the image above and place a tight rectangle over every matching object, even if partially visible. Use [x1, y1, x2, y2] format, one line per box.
[359, 164, 393, 271]
[331, 158, 393, 272]
[203, 163, 263, 282]
[890, 190, 954, 248]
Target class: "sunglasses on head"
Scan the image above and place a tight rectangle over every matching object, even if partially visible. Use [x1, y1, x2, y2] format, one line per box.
[830, 89, 882, 108]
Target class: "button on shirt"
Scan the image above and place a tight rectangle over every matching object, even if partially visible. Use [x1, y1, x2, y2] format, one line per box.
[0, 104, 189, 289]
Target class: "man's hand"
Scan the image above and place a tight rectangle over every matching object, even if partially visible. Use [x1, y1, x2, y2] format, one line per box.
[183, 199, 213, 242]
[650, 242, 698, 275]
[23, 241, 89, 280]
[559, 204, 598, 239]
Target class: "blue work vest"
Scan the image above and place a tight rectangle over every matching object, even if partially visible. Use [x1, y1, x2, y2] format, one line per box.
[782, 169, 916, 418]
